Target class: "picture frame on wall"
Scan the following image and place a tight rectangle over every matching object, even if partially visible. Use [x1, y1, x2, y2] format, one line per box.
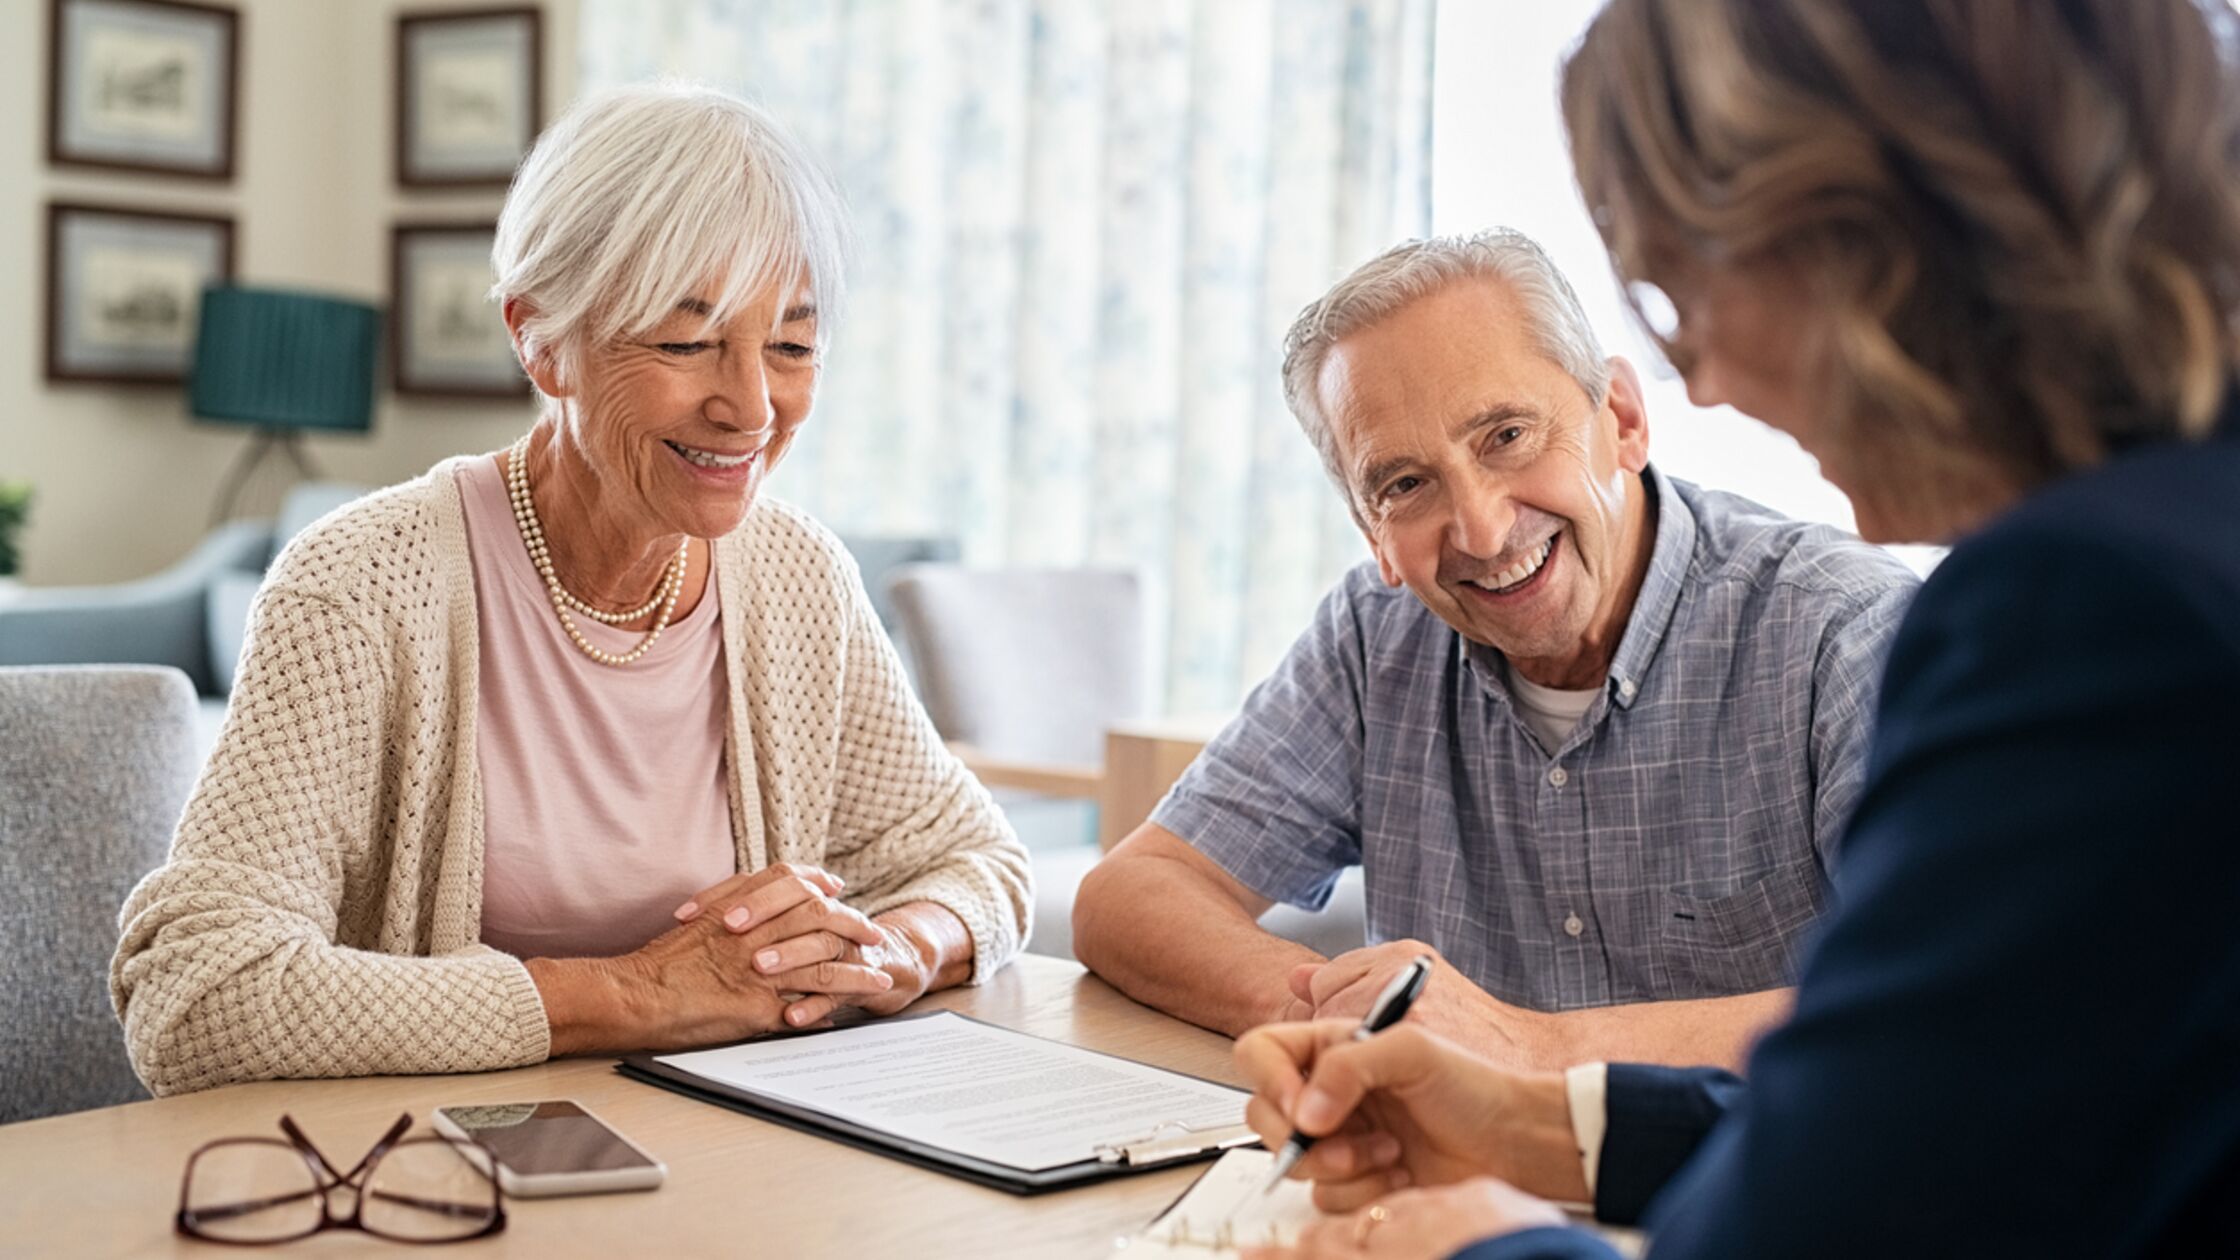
[391, 222, 529, 399]
[395, 7, 542, 188]
[48, 0, 239, 180]
[46, 201, 235, 385]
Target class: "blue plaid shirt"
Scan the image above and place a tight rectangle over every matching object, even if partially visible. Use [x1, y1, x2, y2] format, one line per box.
[1153, 469, 1918, 1010]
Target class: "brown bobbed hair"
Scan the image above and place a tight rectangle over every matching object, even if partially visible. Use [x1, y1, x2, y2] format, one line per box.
[1562, 0, 2240, 516]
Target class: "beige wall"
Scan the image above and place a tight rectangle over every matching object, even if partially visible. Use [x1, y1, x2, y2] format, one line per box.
[2, 0, 578, 585]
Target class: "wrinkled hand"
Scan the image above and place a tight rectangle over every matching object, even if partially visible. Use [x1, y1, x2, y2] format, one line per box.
[672, 863, 933, 1029]
[1240, 1179, 1568, 1260]
[1292, 942, 1562, 1072]
[1235, 1019, 1588, 1213]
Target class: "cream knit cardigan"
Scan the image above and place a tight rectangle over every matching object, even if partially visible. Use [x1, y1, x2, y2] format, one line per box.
[111, 458, 1032, 1097]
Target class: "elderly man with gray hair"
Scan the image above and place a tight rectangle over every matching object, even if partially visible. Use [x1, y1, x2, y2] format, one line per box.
[1074, 229, 1916, 1072]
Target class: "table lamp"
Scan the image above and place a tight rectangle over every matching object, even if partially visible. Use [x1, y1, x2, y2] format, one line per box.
[191, 285, 380, 524]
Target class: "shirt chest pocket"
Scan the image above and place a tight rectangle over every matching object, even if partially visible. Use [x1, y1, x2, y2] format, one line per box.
[1657, 863, 1829, 998]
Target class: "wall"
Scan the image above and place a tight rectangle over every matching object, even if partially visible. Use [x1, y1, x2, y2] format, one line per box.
[1, 0, 578, 586]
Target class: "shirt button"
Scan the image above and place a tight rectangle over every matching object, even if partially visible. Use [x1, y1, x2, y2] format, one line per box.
[1564, 913, 1585, 937]
[1548, 766, 1569, 787]
[1618, 679, 1637, 700]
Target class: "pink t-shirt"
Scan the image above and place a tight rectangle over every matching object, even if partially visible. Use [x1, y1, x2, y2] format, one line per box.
[456, 455, 735, 959]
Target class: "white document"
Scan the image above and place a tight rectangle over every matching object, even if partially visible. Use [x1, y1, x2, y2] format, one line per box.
[655, 1011, 1250, 1172]
[1119, 1149, 1322, 1255]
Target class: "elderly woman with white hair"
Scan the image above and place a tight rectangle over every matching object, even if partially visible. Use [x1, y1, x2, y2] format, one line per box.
[111, 84, 1031, 1096]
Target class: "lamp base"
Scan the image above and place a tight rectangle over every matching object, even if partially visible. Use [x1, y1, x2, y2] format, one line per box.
[211, 428, 320, 526]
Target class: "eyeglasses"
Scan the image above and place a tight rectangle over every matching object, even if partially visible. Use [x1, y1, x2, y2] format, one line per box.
[176, 1113, 505, 1245]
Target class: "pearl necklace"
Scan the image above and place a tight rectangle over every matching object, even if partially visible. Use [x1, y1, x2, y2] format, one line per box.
[505, 434, 688, 667]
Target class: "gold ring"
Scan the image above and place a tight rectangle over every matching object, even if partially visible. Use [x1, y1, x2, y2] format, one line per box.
[1352, 1203, 1391, 1246]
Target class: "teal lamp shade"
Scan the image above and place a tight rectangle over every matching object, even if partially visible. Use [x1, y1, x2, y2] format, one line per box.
[191, 286, 380, 432]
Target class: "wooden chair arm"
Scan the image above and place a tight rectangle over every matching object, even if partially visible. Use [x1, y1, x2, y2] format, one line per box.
[946, 742, 1105, 799]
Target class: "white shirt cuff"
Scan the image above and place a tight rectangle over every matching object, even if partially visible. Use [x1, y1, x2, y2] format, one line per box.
[1564, 1060, 1610, 1198]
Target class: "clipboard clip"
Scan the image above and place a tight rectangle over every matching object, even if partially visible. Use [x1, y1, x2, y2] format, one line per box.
[1093, 1118, 1261, 1167]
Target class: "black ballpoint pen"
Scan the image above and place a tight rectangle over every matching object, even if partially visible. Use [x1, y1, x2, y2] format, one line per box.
[1260, 954, 1435, 1195]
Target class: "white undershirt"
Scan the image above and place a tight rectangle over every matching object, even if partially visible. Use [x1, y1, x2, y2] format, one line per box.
[1504, 663, 1602, 752]
[1567, 1061, 1611, 1197]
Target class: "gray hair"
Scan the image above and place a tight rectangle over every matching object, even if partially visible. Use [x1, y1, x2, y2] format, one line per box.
[492, 83, 850, 400]
[1280, 229, 1611, 509]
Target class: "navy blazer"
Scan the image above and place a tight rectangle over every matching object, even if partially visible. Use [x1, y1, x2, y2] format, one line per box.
[1455, 406, 2240, 1260]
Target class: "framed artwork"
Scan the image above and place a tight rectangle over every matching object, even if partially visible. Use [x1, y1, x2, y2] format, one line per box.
[395, 7, 542, 188]
[46, 201, 235, 385]
[48, 0, 239, 180]
[391, 222, 529, 399]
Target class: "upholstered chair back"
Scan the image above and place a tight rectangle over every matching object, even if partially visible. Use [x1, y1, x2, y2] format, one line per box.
[0, 666, 198, 1121]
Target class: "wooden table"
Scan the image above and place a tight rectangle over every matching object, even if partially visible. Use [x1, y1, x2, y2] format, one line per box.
[0, 956, 1245, 1258]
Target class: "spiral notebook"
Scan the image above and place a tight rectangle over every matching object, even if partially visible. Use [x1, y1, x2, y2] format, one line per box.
[618, 1010, 1260, 1194]
[1117, 1149, 1650, 1258]
[1118, 1149, 1323, 1255]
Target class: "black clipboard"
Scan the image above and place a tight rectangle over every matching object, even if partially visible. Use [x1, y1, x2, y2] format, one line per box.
[616, 1011, 1259, 1195]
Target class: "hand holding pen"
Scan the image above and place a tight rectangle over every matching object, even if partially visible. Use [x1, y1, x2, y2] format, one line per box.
[1260, 955, 1434, 1194]
[1233, 960, 1597, 1212]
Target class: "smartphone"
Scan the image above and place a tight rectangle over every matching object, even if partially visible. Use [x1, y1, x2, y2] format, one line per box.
[432, 1100, 666, 1197]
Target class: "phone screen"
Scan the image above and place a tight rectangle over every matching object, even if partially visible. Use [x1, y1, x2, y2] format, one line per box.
[438, 1101, 655, 1175]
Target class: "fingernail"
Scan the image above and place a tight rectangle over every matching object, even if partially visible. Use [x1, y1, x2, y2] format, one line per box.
[789, 1007, 810, 1025]
[1370, 1135, 1401, 1164]
[673, 900, 698, 921]
[1389, 1167, 1412, 1189]
[1297, 1087, 1336, 1130]
[756, 950, 780, 971]
[876, 971, 894, 988]
[724, 907, 751, 931]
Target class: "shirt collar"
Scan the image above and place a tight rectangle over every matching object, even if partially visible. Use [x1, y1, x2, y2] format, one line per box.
[1457, 464, 1696, 712]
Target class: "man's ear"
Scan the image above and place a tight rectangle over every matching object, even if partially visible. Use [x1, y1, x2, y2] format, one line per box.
[502, 297, 569, 399]
[1604, 356, 1652, 474]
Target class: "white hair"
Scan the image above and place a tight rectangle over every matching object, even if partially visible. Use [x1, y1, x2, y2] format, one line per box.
[1280, 229, 1611, 510]
[491, 82, 850, 399]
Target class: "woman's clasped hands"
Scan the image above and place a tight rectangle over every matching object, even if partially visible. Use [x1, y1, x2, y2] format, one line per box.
[619, 862, 936, 1047]
[1232, 1020, 1584, 1259]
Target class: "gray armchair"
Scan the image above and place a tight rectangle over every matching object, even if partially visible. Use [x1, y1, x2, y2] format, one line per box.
[886, 563, 1367, 962]
[889, 565, 1148, 774]
[0, 665, 200, 1121]
[834, 534, 960, 687]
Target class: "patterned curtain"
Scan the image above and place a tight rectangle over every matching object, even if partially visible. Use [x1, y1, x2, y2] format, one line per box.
[580, 0, 1435, 712]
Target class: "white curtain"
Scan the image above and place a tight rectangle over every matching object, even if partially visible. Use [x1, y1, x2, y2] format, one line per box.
[580, 0, 1435, 712]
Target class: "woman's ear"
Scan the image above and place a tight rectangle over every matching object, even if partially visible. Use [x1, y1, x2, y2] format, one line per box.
[502, 297, 570, 398]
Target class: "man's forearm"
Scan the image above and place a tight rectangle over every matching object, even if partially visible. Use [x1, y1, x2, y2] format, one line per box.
[1539, 988, 1792, 1072]
[1073, 854, 1323, 1036]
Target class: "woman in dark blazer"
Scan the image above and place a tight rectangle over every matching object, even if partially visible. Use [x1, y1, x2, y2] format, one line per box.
[1232, 1, 2240, 1257]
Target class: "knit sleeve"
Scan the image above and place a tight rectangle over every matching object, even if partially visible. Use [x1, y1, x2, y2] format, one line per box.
[110, 589, 549, 1096]
[818, 559, 1033, 984]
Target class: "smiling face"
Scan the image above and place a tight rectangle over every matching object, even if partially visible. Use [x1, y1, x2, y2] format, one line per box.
[531, 277, 821, 543]
[1320, 276, 1655, 688]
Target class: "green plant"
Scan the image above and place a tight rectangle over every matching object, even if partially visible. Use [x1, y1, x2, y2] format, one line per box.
[0, 481, 32, 578]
